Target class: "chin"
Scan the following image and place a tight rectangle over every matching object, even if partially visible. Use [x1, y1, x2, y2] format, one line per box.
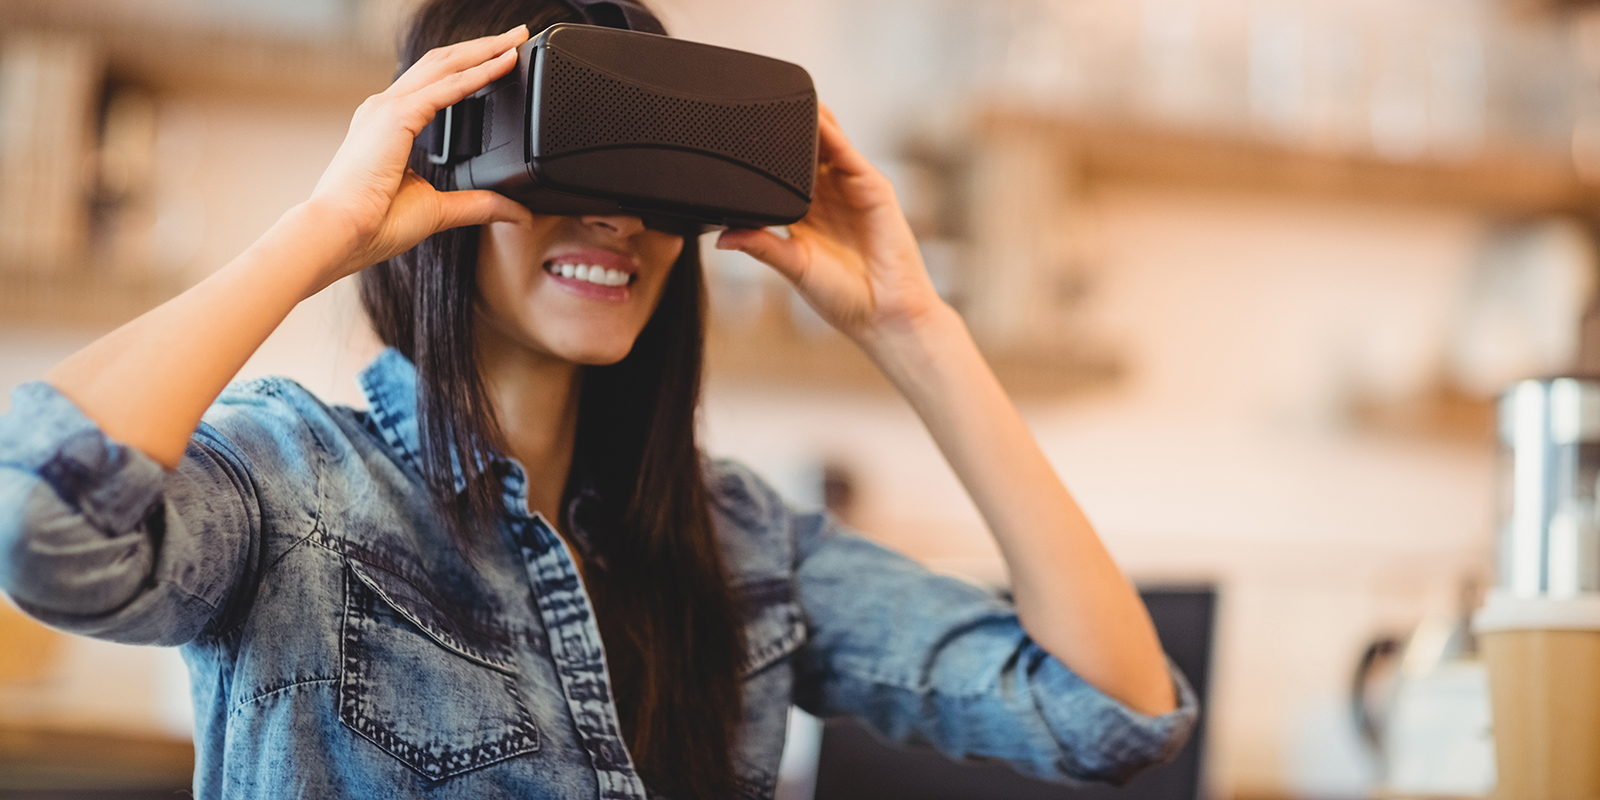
[570, 348, 633, 367]
[552, 337, 638, 367]
[514, 314, 642, 366]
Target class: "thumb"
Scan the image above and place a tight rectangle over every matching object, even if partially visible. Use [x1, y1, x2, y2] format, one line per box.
[717, 227, 807, 283]
[436, 189, 533, 230]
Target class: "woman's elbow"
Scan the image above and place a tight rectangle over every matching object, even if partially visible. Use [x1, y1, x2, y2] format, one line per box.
[0, 477, 157, 620]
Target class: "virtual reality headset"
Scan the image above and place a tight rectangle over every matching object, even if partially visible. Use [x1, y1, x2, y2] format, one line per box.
[418, 0, 818, 232]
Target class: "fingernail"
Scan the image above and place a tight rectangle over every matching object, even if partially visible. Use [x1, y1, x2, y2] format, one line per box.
[507, 24, 528, 35]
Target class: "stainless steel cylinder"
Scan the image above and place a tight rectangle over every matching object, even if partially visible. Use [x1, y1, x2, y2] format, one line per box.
[1498, 377, 1600, 596]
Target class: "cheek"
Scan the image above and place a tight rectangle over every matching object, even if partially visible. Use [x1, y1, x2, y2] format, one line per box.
[658, 235, 686, 263]
[473, 224, 553, 346]
[638, 235, 686, 302]
[477, 258, 521, 304]
[476, 265, 537, 335]
[659, 235, 686, 267]
[478, 217, 561, 290]
[637, 268, 679, 317]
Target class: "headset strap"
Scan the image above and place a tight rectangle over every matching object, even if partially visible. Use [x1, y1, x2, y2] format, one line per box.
[421, 96, 483, 166]
[421, 1, 665, 166]
[558, 0, 667, 35]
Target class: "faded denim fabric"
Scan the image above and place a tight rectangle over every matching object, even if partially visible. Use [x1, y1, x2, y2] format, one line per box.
[0, 349, 1197, 799]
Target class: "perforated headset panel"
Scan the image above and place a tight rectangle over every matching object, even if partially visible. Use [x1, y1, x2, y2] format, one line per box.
[540, 51, 816, 197]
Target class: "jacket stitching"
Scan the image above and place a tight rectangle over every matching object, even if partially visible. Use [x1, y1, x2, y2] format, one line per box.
[344, 560, 517, 673]
[230, 676, 338, 716]
[305, 535, 518, 658]
[250, 379, 331, 565]
[192, 379, 329, 638]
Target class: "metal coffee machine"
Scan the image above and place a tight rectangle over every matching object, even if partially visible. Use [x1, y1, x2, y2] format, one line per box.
[1494, 378, 1600, 598]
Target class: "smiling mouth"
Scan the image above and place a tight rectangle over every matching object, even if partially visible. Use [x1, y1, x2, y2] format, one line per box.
[543, 260, 636, 287]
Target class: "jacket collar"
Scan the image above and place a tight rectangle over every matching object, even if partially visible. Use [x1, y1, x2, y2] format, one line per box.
[357, 349, 559, 528]
[357, 348, 473, 493]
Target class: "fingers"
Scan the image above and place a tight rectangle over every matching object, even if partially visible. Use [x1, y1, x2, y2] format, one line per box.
[716, 228, 807, 284]
[389, 25, 529, 97]
[352, 26, 526, 144]
[404, 47, 519, 127]
[436, 189, 534, 230]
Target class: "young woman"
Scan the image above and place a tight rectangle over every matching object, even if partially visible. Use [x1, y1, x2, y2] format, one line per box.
[0, 1, 1195, 798]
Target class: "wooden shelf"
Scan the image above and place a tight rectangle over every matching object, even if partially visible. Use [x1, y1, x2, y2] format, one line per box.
[0, 603, 63, 685]
[978, 107, 1600, 214]
[0, 1, 395, 105]
[101, 28, 394, 106]
[0, 725, 193, 790]
[1348, 381, 1498, 443]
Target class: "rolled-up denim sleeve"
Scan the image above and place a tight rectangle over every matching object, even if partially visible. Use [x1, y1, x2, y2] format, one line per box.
[789, 507, 1199, 786]
[0, 380, 312, 646]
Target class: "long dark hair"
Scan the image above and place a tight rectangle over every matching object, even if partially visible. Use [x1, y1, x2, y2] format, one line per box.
[359, 3, 745, 797]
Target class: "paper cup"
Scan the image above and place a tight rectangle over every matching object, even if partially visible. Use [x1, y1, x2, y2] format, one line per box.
[1475, 593, 1600, 800]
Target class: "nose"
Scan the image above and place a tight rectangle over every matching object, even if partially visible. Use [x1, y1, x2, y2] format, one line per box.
[579, 215, 645, 238]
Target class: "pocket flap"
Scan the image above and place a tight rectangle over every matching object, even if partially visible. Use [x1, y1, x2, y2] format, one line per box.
[347, 560, 517, 674]
[740, 578, 806, 677]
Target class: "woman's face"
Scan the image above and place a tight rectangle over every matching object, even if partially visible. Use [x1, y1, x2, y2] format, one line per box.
[475, 214, 685, 365]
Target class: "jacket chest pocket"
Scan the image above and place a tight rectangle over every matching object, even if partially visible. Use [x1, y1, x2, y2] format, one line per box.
[339, 560, 540, 781]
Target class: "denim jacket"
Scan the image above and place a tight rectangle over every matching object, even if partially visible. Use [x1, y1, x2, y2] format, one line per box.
[0, 349, 1196, 799]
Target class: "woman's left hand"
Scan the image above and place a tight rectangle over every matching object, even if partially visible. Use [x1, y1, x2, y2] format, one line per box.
[715, 105, 947, 350]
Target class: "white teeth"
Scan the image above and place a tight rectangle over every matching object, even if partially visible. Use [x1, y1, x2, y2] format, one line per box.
[551, 262, 630, 287]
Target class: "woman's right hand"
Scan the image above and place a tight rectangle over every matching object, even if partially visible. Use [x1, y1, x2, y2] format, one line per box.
[300, 24, 534, 295]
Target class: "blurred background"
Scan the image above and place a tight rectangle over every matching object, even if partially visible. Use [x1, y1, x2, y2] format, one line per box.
[3, 0, 1598, 797]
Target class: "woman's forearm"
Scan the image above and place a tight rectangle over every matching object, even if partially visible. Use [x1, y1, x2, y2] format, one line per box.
[45, 203, 347, 469]
[859, 303, 1177, 717]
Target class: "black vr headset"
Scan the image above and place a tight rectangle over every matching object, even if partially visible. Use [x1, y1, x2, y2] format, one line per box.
[419, 0, 819, 232]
